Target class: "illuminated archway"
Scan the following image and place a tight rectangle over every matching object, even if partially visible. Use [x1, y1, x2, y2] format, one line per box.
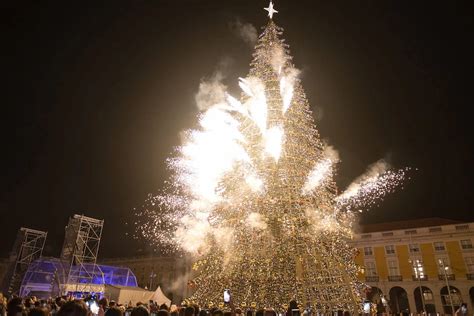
[366, 286, 388, 313]
[414, 286, 436, 314]
[440, 285, 462, 315]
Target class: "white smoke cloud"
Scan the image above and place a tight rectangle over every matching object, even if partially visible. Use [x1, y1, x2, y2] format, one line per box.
[340, 159, 390, 199]
[231, 19, 258, 46]
[194, 58, 234, 111]
[195, 75, 227, 111]
[322, 145, 340, 162]
[271, 44, 286, 73]
[169, 269, 193, 294]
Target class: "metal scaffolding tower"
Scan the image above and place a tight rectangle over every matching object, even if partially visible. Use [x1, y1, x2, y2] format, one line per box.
[2, 228, 47, 295]
[60, 214, 104, 294]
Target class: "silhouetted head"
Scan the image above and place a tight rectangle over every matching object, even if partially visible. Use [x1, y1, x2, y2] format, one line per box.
[57, 300, 88, 316]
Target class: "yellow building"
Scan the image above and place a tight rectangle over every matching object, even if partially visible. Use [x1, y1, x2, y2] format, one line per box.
[352, 218, 474, 315]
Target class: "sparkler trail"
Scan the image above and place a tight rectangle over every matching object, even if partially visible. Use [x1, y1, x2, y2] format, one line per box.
[336, 161, 410, 211]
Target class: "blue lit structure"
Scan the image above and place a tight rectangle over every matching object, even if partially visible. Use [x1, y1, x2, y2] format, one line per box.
[19, 257, 138, 298]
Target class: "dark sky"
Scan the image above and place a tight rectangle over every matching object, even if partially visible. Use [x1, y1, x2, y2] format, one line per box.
[1, 1, 473, 258]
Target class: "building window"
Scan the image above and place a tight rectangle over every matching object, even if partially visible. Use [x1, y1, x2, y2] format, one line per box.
[364, 247, 373, 256]
[465, 257, 474, 273]
[365, 261, 377, 276]
[455, 224, 469, 231]
[437, 257, 451, 274]
[405, 229, 417, 235]
[423, 291, 434, 301]
[411, 258, 425, 278]
[409, 243, 420, 253]
[385, 245, 396, 255]
[460, 239, 473, 249]
[429, 227, 442, 233]
[387, 259, 399, 276]
[382, 232, 394, 237]
[362, 234, 372, 239]
[434, 241, 445, 251]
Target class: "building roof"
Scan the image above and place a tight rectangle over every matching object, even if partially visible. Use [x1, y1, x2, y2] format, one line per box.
[356, 217, 464, 234]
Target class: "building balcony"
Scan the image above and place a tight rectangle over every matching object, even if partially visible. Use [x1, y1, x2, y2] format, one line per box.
[365, 276, 379, 282]
[388, 275, 403, 282]
[438, 274, 455, 281]
[412, 275, 428, 281]
[467, 273, 474, 280]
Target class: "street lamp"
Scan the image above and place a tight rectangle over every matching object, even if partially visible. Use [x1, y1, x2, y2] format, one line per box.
[410, 259, 426, 314]
[438, 259, 455, 315]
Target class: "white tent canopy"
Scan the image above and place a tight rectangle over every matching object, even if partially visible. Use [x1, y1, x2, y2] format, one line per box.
[149, 286, 172, 307]
[104, 285, 171, 307]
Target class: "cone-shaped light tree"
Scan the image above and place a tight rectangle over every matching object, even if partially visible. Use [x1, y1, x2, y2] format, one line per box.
[179, 6, 362, 312]
[137, 1, 408, 312]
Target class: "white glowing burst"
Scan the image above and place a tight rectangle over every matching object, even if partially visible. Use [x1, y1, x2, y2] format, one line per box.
[264, 126, 284, 161]
[302, 146, 339, 194]
[245, 173, 264, 192]
[239, 77, 267, 133]
[172, 107, 250, 209]
[302, 158, 333, 194]
[280, 76, 294, 113]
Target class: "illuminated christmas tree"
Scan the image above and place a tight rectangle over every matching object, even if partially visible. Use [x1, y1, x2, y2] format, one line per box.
[137, 2, 408, 313]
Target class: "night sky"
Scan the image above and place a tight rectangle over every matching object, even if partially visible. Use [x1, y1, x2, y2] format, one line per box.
[2, 1, 473, 258]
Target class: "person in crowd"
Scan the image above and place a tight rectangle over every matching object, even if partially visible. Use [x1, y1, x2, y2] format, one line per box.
[23, 299, 33, 311]
[105, 307, 123, 316]
[55, 298, 65, 309]
[7, 297, 25, 316]
[211, 310, 222, 316]
[285, 301, 297, 316]
[263, 309, 276, 316]
[254, 310, 263, 316]
[197, 310, 207, 316]
[98, 299, 108, 316]
[56, 300, 88, 316]
[184, 306, 194, 316]
[157, 310, 169, 316]
[28, 307, 48, 316]
[158, 305, 168, 313]
[168, 305, 178, 316]
[192, 305, 199, 316]
[130, 306, 149, 316]
[0, 293, 7, 316]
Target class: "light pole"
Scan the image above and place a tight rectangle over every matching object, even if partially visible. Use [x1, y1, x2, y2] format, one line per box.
[410, 259, 426, 314]
[439, 259, 455, 315]
[149, 271, 157, 291]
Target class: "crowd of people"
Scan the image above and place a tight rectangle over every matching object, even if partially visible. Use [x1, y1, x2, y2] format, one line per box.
[0, 292, 469, 316]
[0, 293, 285, 316]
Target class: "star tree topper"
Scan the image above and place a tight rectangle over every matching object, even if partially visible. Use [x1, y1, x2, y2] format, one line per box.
[264, 1, 278, 19]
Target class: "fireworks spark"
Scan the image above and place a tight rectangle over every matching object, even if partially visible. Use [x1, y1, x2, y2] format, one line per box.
[336, 161, 410, 211]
